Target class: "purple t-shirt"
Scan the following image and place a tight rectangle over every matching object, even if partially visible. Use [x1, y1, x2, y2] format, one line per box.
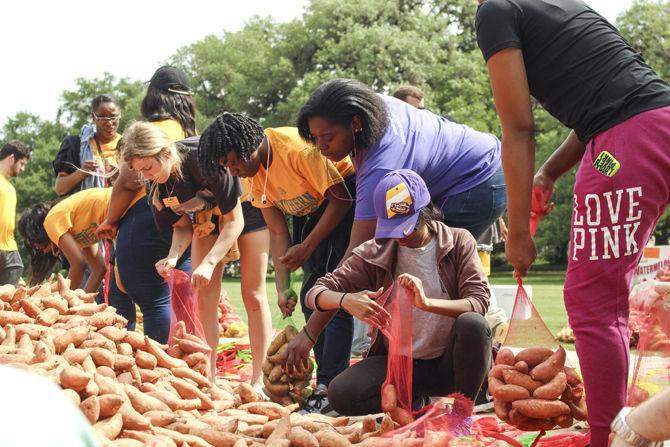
[354, 95, 502, 220]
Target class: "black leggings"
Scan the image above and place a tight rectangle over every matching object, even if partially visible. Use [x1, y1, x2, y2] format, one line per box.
[327, 312, 491, 415]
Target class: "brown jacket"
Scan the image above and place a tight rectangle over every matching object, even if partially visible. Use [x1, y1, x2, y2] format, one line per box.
[305, 220, 490, 355]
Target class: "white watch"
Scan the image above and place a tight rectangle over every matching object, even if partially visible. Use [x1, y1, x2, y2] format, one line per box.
[610, 407, 663, 447]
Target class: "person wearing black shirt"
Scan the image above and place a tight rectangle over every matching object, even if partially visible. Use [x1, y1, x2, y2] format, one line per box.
[476, 1, 670, 444]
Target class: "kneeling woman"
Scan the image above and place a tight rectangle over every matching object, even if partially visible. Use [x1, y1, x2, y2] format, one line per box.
[300, 170, 492, 415]
[18, 187, 112, 292]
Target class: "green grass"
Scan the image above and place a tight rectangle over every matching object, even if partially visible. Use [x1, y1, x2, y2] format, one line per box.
[489, 271, 568, 337]
[222, 275, 306, 331]
[222, 270, 569, 337]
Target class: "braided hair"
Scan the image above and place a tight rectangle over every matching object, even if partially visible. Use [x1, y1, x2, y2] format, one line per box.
[141, 87, 197, 137]
[198, 112, 265, 179]
[17, 202, 59, 285]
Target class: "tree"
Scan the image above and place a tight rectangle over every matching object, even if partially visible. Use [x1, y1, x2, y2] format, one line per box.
[617, 0, 670, 244]
[58, 73, 145, 133]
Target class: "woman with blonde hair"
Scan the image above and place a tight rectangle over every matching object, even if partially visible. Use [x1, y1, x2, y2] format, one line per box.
[102, 121, 243, 376]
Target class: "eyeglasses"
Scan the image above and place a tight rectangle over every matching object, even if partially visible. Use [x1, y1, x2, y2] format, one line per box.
[93, 113, 121, 123]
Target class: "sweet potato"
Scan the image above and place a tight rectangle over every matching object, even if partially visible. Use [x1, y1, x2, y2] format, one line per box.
[508, 408, 556, 431]
[266, 414, 292, 443]
[512, 399, 570, 419]
[1, 324, 15, 346]
[54, 326, 89, 353]
[129, 350, 156, 370]
[529, 346, 566, 382]
[389, 406, 415, 426]
[60, 365, 91, 391]
[94, 373, 124, 395]
[502, 370, 543, 393]
[314, 430, 352, 447]
[90, 347, 115, 369]
[145, 336, 187, 369]
[88, 312, 117, 329]
[514, 361, 529, 375]
[515, 347, 553, 368]
[491, 383, 531, 402]
[96, 365, 116, 378]
[36, 308, 60, 326]
[238, 401, 285, 420]
[148, 391, 201, 411]
[172, 366, 210, 388]
[62, 348, 90, 365]
[81, 395, 101, 424]
[263, 376, 290, 397]
[117, 371, 135, 385]
[288, 426, 319, 447]
[122, 331, 146, 350]
[188, 428, 237, 447]
[488, 364, 515, 380]
[533, 371, 567, 400]
[119, 404, 152, 431]
[0, 310, 34, 325]
[495, 348, 515, 366]
[98, 394, 125, 418]
[15, 323, 49, 340]
[82, 354, 98, 374]
[69, 303, 107, 316]
[20, 299, 42, 318]
[267, 344, 288, 364]
[138, 368, 160, 384]
[170, 378, 215, 410]
[112, 439, 144, 447]
[493, 400, 511, 423]
[80, 338, 116, 352]
[94, 413, 123, 440]
[177, 337, 211, 355]
[125, 385, 171, 413]
[97, 326, 125, 343]
[143, 410, 177, 427]
[267, 332, 286, 357]
[18, 333, 34, 354]
[40, 295, 68, 314]
[113, 355, 135, 373]
[380, 383, 398, 412]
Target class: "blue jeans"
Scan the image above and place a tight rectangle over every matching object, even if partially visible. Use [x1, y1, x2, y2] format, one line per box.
[109, 199, 191, 344]
[438, 166, 507, 240]
[295, 175, 356, 387]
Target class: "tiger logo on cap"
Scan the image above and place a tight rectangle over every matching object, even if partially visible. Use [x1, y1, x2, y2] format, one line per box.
[385, 182, 413, 218]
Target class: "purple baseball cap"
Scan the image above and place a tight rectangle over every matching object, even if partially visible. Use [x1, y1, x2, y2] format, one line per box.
[373, 169, 431, 239]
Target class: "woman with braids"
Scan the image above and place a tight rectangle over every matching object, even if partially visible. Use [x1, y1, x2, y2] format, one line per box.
[199, 112, 355, 414]
[53, 94, 122, 196]
[109, 121, 243, 376]
[18, 188, 114, 293]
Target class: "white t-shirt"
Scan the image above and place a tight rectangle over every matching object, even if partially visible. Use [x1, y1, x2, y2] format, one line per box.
[394, 237, 455, 359]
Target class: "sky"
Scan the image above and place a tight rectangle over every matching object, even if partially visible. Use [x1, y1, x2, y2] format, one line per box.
[0, 0, 633, 128]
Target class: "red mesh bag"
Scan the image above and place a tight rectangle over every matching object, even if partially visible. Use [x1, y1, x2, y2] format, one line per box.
[627, 277, 670, 406]
[167, 269, 207, 345]
[487, 278, 588, 441]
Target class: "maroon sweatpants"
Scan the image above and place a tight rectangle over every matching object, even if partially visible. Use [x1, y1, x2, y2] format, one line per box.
[565, 106, 670, 447]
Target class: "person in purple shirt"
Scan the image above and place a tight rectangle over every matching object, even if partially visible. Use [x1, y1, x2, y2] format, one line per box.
[297, 78, 505, 253]
[283, 78, 505, 383]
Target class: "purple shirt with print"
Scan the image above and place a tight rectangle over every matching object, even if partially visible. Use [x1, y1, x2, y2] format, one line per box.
[353, 95, 501, 220]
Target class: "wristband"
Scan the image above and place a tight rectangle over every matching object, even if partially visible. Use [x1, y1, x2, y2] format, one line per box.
[302, 327, 316, 344]
[314, 293, 326, 312]
[339, 292, 347, 309]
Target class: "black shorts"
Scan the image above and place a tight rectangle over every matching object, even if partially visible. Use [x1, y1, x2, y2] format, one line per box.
[241, 201, 267, 235]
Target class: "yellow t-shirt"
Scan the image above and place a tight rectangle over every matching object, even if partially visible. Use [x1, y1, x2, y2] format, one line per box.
[0, 174, 18, 251]
[90, 133, 121, 168]
[44, 188, 112, 248]
[250, 127, 354, 216]
[150, 119, 186, 143]
[240, 177, 253, 203]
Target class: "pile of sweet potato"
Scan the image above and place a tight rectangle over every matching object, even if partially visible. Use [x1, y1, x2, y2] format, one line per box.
[489, 346, 588, 431]
[262, 326, 313, 406]
[1, 276, 473, 446]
